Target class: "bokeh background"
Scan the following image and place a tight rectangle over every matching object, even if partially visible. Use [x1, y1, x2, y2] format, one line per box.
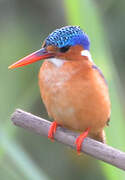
[1, 0, 125, 179]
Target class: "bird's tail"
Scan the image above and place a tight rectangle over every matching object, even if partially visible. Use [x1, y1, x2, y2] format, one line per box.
[89, 130, 106, 143]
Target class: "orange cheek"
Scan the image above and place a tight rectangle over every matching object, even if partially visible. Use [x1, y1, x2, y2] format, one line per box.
[56, 45, 84, 61]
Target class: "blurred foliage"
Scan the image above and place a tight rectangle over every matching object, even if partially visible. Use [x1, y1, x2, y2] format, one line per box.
[1, 0, 125, 179]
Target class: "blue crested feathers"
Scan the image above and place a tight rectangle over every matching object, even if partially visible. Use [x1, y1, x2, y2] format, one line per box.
[45, 26, 90, 50]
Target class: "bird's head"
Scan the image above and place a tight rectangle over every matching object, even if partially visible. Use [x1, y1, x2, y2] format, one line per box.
[9, 26, 91, 69]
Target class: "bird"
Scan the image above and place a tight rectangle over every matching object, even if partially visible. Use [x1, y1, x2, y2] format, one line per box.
[9, 26, 111, 153]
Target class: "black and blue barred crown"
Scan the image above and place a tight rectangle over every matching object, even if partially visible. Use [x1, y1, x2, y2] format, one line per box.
[45, 26, 90, 50]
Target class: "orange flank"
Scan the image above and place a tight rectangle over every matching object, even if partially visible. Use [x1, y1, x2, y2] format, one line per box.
[39, 48, 110, 145]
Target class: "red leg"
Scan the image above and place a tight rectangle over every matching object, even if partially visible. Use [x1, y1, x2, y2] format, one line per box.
[75, 128, 90, 154]
[48, 121, 58, 141]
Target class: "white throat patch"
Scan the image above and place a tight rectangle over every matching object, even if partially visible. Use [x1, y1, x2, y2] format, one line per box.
[47, 58, 66, 67]
[81, 50, 93, 62]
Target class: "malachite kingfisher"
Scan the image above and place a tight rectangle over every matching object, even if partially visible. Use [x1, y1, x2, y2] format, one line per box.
[9, 26, 111, 153]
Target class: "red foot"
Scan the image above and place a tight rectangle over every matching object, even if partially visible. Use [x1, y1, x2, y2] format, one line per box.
[48, 121, 58, 141]
[75, 128, 90, 154]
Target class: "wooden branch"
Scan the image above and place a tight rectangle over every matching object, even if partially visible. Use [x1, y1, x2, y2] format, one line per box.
[11, 109, 125, 171]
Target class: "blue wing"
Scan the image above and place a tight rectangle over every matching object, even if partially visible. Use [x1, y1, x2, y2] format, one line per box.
[92, 64, 107, 85]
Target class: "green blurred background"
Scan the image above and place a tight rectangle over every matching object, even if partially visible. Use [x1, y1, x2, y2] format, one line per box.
[1, 0, 125, 179]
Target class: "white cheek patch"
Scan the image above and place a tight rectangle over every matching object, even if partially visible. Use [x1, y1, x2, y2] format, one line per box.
[81, 50, 93, 62]
[47, 58, 66, 67]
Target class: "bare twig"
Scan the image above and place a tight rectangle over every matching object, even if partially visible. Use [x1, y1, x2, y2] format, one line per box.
[11, 109, 125, 171]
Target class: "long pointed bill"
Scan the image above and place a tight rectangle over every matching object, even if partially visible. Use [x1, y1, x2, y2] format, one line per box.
[8, 48, 55, 69]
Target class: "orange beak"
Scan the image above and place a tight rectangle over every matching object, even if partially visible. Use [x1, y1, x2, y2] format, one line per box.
[8, 48, 55, 69]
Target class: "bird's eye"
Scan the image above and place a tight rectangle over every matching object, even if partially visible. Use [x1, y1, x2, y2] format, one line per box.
[59, 46, 71, 53]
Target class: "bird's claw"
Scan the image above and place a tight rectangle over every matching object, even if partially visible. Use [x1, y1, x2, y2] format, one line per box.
[48, 121, 58, 141]
[75, 128, 90, 154]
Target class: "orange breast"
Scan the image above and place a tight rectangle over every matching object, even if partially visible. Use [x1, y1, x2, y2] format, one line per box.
[38, 58, 110, 137]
